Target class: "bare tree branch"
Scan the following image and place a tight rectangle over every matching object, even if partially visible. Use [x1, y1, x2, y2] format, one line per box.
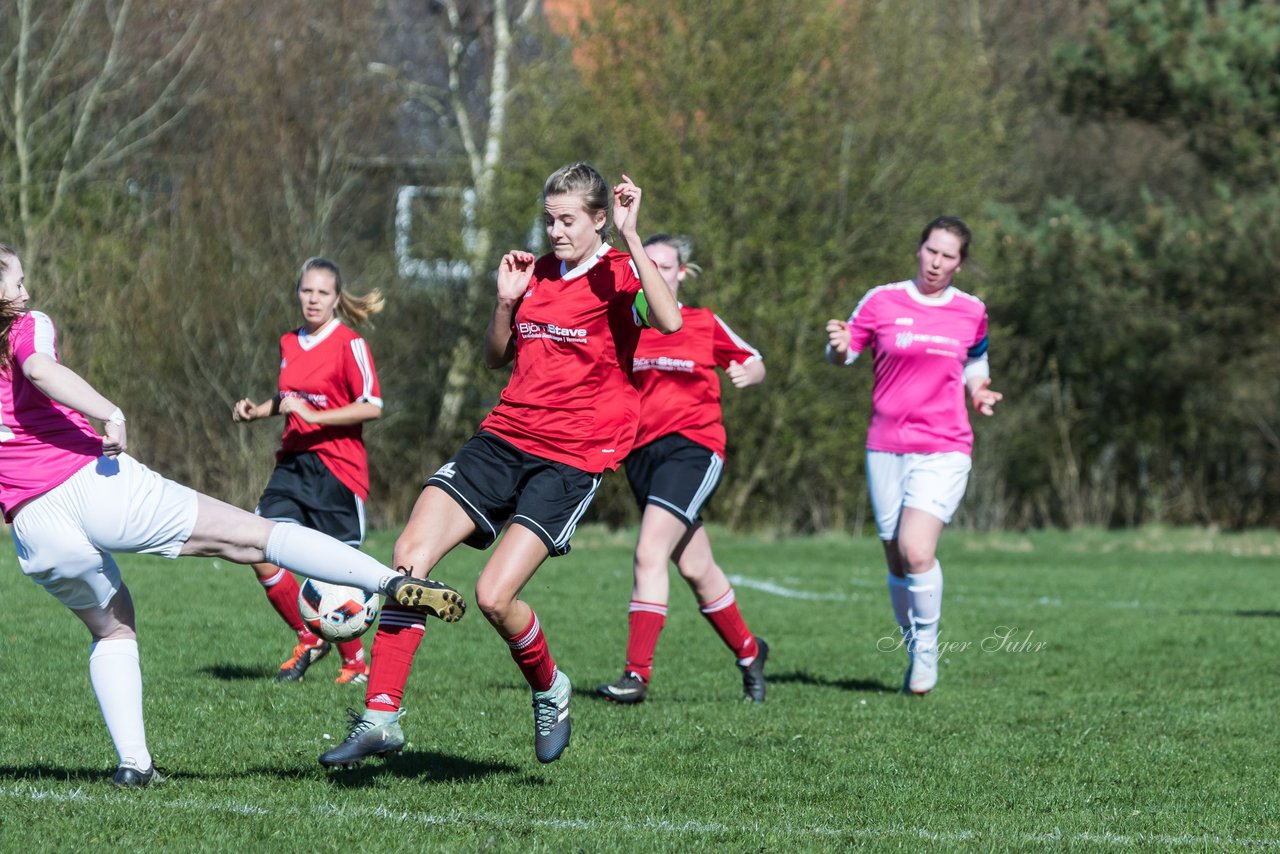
[28, 0, 94, 104]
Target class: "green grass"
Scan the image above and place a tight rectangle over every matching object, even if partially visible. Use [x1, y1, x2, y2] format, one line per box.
[1, 525, 1278, 851]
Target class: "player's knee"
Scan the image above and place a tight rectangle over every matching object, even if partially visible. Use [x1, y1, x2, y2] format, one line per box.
[633, 538, 674, 577]
[391, 536, 438, 576]
[899, 543, 936, 573]
[473, 580, 513, 624]
[632, 549, 667, 580]
[677, 556, 714, 582]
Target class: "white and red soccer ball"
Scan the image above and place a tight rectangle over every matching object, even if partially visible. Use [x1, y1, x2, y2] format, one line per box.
[297, 579, 380, 642]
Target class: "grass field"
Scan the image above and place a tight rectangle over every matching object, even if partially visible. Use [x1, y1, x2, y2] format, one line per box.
[1, 525, 1278, 851]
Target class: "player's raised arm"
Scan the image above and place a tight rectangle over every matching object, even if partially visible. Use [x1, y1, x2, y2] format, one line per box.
[613, 174, 681, 334]
[485, 250, 535, 368]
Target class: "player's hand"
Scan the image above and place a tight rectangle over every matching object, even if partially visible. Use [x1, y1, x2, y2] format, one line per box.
[726, 360, 751, 388]
[102, 421, 127, 458]
[826, 318, 851, 356]
[279, 396, 317, 423]
[496, 251, 536, 303]
[612, 173, 642, 238]
[232, 398, 256, 422]
[970, 377, 1003, 416]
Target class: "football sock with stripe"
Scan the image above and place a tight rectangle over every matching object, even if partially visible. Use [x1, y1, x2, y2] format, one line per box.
[259, 566, 308, 634]
[887, 571, 913, 641]
[623, 601, 667, 682]
[907, 561, 943, 650]
[506, 611, 556, 693]
[363, 604, 425, 712]
[338, 640, 365, 667]
[700, 588, 759, 665]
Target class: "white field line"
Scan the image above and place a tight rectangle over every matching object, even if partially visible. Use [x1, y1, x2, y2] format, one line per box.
[727, 574, 1142, 610]
[1, 784, 1275, 848]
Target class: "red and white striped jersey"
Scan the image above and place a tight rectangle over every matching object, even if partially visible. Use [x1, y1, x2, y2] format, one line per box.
[278, 319, 381, 498]
[630, 305, 762, 456]
[479, 245, 645, 473]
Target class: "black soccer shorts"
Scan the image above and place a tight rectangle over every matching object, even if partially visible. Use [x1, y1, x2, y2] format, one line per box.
[425, 432, 601, 556]
[256, 451, 365, 546]
[624, 433, 724, 528]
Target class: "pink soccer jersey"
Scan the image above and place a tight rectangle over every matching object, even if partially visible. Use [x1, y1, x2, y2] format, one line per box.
[0, 311, 103, 521]
[844, 280, 989, 456]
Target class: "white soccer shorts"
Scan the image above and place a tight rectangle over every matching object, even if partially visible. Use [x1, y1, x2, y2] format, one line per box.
[11, 454, 198, 610]
[865, 450, 972, 540]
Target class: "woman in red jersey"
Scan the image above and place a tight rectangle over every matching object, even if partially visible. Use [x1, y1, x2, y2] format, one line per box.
[595, 234, 769, 706]
[233, 258, 388, 685]
[320, 163, 681, 769]
[0, 243, 461, 788]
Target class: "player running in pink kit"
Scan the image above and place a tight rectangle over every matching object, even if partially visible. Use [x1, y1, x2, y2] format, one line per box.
[319, 163, 681, 768]
[596, 234, 769, 705]
[0, 244, 462, 788]
[825, 216, 1002, 694]
[234, 258, 386, 685]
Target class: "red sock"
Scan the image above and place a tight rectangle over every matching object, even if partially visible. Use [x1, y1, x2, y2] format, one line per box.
[624, 601, 668, 682]
[260, 567, 306, 633]
[337, 640, 365, 667]
[363, 605, 425, 712]
[700, 589, 758, 662]
[505, 611, 556, 692]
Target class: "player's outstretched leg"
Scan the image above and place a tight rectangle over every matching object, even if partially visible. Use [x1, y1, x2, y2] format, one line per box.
[318, 708, 406, 768]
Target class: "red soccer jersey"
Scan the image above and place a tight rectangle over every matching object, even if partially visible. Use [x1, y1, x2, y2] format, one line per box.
[277, 319, 381, 498]
[479, 245, 644, 473]
[630, 305, 762, 456]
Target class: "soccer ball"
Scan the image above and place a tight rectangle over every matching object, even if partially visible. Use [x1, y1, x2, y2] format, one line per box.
[297, 579, 380, 642]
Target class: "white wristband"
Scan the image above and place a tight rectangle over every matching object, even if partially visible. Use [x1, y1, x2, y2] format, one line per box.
[107, 407, 126, 425]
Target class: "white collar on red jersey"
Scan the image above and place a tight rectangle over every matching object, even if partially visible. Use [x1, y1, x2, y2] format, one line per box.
[297, 317, 341, 350]
[560, 242, 610, 281]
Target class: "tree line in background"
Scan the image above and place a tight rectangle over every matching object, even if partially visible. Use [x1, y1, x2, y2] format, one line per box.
[2, 0, 1277, 532]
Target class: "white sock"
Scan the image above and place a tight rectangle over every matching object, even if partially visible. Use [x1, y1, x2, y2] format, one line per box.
[265, 524, 396, 593]
[887, 572, 912, 634]
[907, 561, 943, 651]
[89, 639, 151, 770]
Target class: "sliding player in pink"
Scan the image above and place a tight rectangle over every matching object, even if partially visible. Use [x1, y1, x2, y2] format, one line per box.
[234, 258, 385, 685]
[0, 243, 463, 788]
[319, 163, 681, 768]
[596, 234, 769, 705]
[825, 216, 1001, 695]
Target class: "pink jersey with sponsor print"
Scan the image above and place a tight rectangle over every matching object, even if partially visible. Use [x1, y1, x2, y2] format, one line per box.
[844, 280, 988, 456]
[1, 311, 102, 521]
